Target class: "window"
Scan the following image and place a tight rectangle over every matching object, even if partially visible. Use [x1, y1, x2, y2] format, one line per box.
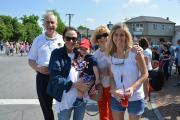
[134, 23, 143, 32]
[139, 24, 143, 31]
[132, 24, 135, 31]
[162, 25, 165, 30]
[153, 24, 157, 30]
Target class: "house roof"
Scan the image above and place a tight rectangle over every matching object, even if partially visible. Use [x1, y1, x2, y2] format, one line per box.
[126, 16, 175, 24]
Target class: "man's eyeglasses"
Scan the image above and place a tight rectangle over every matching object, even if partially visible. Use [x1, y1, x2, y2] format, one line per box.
[65, 36, 77, 42]
[111, 57, 125, 65]
[96, 33, 109, 40]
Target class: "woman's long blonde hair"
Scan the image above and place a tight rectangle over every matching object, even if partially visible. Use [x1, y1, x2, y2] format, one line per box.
[106, 22, 133, 56]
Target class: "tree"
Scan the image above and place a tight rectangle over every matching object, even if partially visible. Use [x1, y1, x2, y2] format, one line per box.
[20, 15, 42, 43]
[21, 15, 39, 25]
[24, 23, 42, 43]
[0, 23, 8, 41]
[0, 11, 66, 43]
[77, 25, 88, 30]
[77, 25, 90, 40]
[0, 15, 14, 41]
[11, 17, 23, 42]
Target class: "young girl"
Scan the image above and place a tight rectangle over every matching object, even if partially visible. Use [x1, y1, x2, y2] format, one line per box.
[73, 38, 100, 107]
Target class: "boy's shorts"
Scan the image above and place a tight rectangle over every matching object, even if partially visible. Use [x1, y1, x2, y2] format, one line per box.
[111, 97, 145, 116]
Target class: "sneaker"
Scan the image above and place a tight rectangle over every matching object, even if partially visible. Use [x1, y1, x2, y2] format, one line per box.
[73, 98, 84, 108]
[144, 98, 149, 104]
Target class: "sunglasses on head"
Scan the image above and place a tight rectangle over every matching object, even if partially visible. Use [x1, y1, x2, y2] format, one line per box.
[96, 33, 109, 40]
[111, 57, 125, 65]
[65, 36, 77, 42]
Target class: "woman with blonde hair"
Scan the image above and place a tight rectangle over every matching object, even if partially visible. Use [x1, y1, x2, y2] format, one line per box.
[92, 25, 113, 120]
[106, 23, 148, 120]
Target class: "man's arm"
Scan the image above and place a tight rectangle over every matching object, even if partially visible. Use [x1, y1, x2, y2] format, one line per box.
[28, 59, 48, 75]
[28, 59, 38, 71]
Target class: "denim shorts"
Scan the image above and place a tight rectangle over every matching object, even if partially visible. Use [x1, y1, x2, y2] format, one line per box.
[111, 97, 145, 116]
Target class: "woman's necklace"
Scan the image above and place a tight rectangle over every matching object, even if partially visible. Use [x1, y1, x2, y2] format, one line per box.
[120, 50, 126, 95]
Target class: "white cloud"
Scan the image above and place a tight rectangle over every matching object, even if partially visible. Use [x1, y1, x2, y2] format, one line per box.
[128, 0, 150, 5]
[85, 18, 95, 24]
[150, 4, 159, 8]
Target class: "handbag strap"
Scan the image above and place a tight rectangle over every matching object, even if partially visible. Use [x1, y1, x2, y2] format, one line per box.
[85, 102, 99, 116]
[85, 110, 99, 116]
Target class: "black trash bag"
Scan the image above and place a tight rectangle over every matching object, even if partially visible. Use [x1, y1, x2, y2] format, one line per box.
[149, 69, 164, 91]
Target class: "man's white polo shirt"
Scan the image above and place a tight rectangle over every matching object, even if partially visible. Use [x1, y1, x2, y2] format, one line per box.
[28, 33, 64, 66]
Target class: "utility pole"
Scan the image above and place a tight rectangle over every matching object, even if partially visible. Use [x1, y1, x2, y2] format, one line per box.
[86, 28, 89, 39]
[66, 13, 74, 27]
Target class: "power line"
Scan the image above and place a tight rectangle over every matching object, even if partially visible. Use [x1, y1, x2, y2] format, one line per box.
[66, 13, 74, 27]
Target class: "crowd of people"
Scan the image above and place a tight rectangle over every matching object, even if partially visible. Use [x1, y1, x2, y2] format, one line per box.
[1, 10, 177, 120]
[0, 41, 31, 56]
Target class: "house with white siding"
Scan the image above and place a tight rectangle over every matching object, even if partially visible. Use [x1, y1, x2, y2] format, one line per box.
[125, 16, 176, 45]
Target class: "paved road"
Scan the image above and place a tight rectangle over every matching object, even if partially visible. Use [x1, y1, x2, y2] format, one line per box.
[0, 55, 159, 120]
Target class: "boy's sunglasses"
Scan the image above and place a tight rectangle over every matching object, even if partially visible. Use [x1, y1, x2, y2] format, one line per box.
[65, 36, 77, 42]
[96, 33, 109, 40]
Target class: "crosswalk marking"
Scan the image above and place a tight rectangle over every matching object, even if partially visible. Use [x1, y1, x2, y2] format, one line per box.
[0, 99, 56, 105]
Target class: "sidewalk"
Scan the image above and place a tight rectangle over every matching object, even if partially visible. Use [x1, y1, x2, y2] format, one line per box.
[149, 73, 180, 120]
[0, 100, 158, 120]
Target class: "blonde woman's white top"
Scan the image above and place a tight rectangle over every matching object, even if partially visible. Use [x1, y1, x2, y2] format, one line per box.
[28, 33, 64, 66]
[93, 49, 110, 87]
[110, 50, 144, 101]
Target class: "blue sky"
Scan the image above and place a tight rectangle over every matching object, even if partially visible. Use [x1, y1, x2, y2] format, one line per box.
[0, 0, 180, 29]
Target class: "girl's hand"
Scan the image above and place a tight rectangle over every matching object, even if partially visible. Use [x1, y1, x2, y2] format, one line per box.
[124, 87, 134, 99]
[74, 79, 89, 92]
[111, 89, 124, 101]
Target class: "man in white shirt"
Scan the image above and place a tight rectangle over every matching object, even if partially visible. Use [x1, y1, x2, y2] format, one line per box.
[28, 11, 64, 120]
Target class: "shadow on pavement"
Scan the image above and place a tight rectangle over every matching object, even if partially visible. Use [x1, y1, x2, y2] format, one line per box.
[157, 103, 180, 120]
[142, 104, 159, 120]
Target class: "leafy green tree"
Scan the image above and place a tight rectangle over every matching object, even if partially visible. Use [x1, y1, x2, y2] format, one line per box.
[0, 10, 65, 43]
[24, 23, 42, 43]
[20, 15, 42, 43]
[21, 15, 39, 25]
[11, 17, 23, 42]
[0, 23, 8, 41]
[0, 15, 14, 41]
[77, 25, 88, 30]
